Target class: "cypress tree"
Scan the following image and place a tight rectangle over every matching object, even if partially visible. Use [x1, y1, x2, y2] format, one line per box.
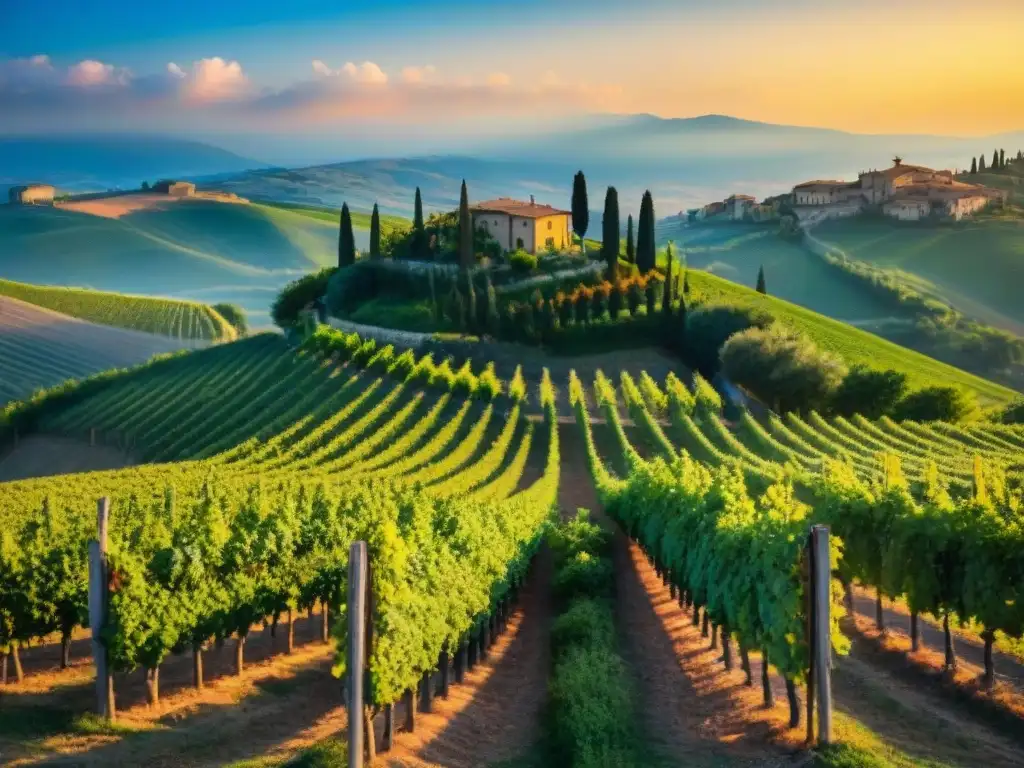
[979, 154, 987, 172]
[601, 186, 620, 280]
[338, 203, 355, 267]
[413, 187, 426, 260]
[626, 214, 635, 264]
[636, 190, 656, 274]
[458, 179, 474, 271]
[756, 265, 767, 294]
[683, 271, 690, 294]
[999, 149, 1005, 169]
[662, 242, 674, 318]
[571, 171, 589, 255]
[992, 149, 1000, 170]
[970, 157, 977, 175]
[369, 203, 381, 259]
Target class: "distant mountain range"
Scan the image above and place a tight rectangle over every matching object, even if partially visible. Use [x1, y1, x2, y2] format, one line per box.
[3, 115, 1021, 216]
[0, 135, 266, 197]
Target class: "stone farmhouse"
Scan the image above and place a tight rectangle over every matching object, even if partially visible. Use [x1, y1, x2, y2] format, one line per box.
[471, 196, 572, 254]
[8, 184, 55, 205]
[153, 180, 196, 197]
[792, 157, 1005, 221]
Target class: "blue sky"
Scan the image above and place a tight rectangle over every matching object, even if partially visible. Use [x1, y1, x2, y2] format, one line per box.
[2, 0, 1023, 140]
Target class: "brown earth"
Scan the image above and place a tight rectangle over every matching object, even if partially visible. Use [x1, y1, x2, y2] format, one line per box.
[56, 193, 247, 220]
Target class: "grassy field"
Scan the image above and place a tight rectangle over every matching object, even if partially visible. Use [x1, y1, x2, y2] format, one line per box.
[663, 223, 902, 326]
[687, 269, 1019, 407]
[255, 200, 410, 237]
[812, 217, 1024, 335]
[0, 199, 377, 329]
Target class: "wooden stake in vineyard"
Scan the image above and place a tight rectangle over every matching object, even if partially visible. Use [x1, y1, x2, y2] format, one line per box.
[804, 524, 833, 745]
[88, 497, 115, 720]
[347, 540, 369, 768]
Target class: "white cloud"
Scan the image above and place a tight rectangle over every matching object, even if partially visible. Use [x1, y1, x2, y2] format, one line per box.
[486, 72, 511, 87]
[341, 61, 388, 85]
[29, 55, 51, 67]
[401, 65, 436, 84]
[311, 59, 332, 77]
[167, 62, 186, 79]
[185, 57, 247, 101]
[67, 59, 122, 87]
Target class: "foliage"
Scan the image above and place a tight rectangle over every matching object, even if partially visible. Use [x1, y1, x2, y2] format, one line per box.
[830, 365, 908, 419]
[892, 386, 978, 423]
[509, 248, 538, 274]
[458, 180, 474, 270]
[571, 171, 590, 247]
[635, 191, 656, 274]
[625, 214, 635, 265]
[369, 203, 381, 259]
[721, 324, 847, 414]
[995, 398, 1024, 424]
[272, 268, 336, 329]
[337, 204, 356, 268]
[601, 186, 620, 280]
[756, 265, 767, 294]
[0, 278, 235, 341]
[685, 303, 775, 377]
[212, 303, 248, 336]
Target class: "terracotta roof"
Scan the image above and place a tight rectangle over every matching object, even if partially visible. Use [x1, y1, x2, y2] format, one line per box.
[871, 162, 935, 179]
[793, 180, 849, 189]
[471, 197, 570, 218]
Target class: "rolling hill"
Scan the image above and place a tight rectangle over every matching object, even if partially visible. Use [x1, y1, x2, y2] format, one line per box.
[0, 197, 377, 328]
[0, 135, 266, 197]
[810, 217, 1024, 336]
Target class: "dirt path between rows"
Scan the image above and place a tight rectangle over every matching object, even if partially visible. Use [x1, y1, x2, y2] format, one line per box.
[559, 423, 795, 767]
[849, 585, 1024, 690]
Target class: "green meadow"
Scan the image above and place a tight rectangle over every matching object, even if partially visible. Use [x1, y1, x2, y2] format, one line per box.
[811, 218, 1024, 335]
[661, 223, 902, 327]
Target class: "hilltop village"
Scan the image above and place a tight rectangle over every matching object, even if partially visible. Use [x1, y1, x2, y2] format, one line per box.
[691, 157, 1008, 224]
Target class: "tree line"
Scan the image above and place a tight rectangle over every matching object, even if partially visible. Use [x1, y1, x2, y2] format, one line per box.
[968, 148, 1022, 174]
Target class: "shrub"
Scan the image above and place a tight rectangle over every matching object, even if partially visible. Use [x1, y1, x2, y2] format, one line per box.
[550, 598, 616, 659]
[549, 646, 638, 768]
[211, 303, 248, 335]
[407, 353, 436, 385]
[509, 248, 538, 274]
[272, 267, 336, 329]
[549, 509, 613, 563]
[830, 365, 908, 419]
[590, 281, 610, 320]
[720, 324, 847, 414]
[552, 551, 615, 603]
[996, 398, 1024, 424]
[574, 286, 592, 325]
[665, 371, 695, 417]
[555, 290, 574, 328]
[626, 278, 644, 316]
[893, 386, 978, 423]
[685, 304, 774, 377]
[351, 338, 377, 366]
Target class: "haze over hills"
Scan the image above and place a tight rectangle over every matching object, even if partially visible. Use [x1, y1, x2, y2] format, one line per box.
[0, 135, 267, 197]
[205, 114, 1024, 216]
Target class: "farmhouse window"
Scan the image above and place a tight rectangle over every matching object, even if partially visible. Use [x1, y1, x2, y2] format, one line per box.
[547, 220, 553, 230]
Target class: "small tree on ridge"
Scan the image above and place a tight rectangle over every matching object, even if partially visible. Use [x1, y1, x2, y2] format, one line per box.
[572, 171, 589, 255]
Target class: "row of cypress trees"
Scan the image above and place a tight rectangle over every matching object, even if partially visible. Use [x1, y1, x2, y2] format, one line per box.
[969, 148, 1021, 174]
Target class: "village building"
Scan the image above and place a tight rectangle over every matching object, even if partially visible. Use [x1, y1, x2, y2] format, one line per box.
[791, 158, 1005, 222]
[8, 184, 55, 205]
[471, 196, 572, 254]
[153, 180, 196, 197]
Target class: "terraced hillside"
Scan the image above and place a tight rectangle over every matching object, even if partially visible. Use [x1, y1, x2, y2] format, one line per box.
[0, 295, 196, 405]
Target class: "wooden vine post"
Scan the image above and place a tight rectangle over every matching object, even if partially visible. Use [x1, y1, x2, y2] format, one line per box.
[348, 540, 376, 768]
[88, 497, 115, 720]
[807, 524, 833, 746]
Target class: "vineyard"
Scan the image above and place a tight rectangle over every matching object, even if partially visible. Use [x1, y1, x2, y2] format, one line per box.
[0, 294, 197, 405]
[1, 325, 1022, 766]
[0, 278, 237, 341]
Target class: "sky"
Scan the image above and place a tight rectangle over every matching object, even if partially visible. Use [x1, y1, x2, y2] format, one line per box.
[2, 0, 1024, 143]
